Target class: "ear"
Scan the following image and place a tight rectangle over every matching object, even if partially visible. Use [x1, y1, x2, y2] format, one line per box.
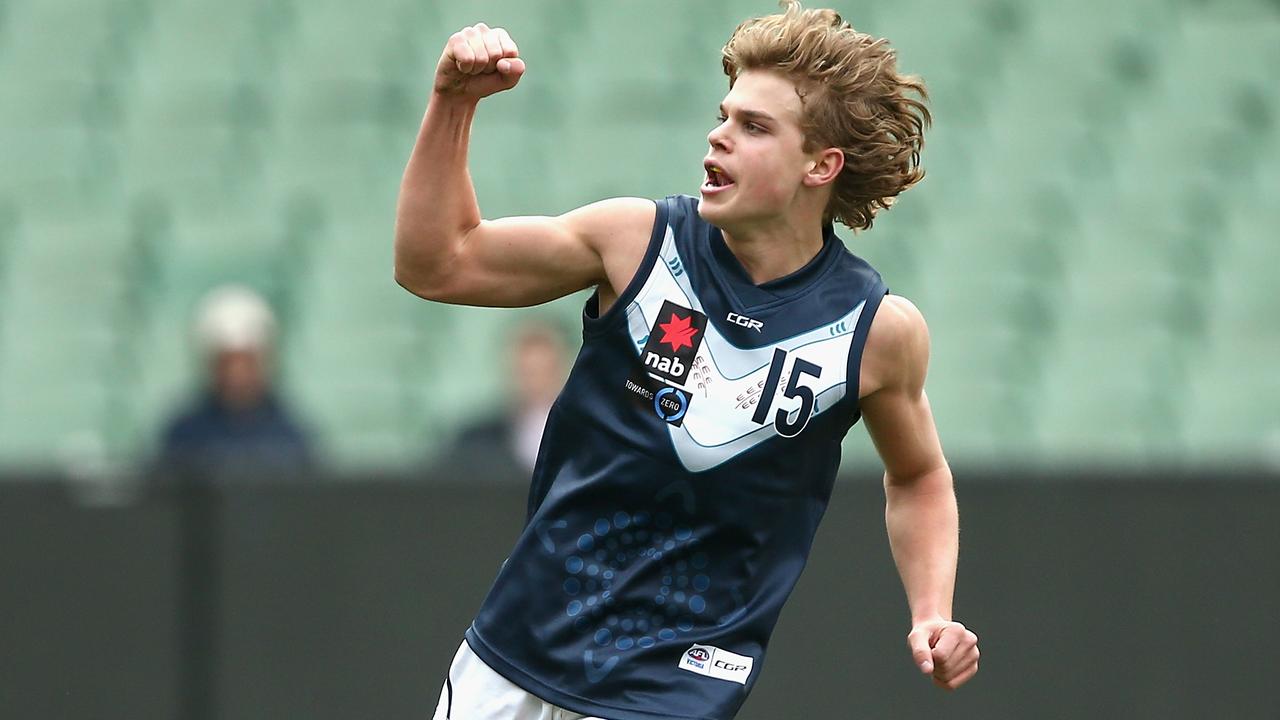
[801, 147, 844, 188]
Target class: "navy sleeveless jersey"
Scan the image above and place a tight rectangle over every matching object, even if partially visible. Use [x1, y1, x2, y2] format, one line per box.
[465, 195, 887, 720]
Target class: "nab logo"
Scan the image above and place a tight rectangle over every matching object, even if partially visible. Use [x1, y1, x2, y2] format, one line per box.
[640, 300, 707, 385]
[644, 354, 685, 378]
[727, 312, 763, 332]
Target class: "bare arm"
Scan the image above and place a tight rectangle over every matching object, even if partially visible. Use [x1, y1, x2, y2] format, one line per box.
[859, 294, 979, 690]
[394, 24, 653, 308]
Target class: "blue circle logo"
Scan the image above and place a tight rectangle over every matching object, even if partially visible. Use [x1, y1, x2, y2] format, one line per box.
[653, 387, 688, 422]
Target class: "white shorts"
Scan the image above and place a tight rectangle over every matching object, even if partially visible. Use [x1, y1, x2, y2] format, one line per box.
[433, 639, 610, 720]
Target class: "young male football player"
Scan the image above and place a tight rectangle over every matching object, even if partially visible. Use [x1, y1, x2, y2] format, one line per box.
[397, 3, 980, 718]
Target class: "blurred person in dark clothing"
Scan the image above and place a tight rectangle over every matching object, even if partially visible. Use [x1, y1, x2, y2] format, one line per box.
[442, 320, 570, 480]
[157, 285, 313, 480]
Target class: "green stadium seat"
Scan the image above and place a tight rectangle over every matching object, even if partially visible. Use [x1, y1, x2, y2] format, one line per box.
[0, 375, 120, 468]
[0, 2, 119, 82]
[143, 0, 268, 84]
[0, 199, 17, 283]
[2, 0, 1278, 470]
[1183, 335, 1280, 461]
[0, 129, 103, 210]
[1034, 337, 1185, 466]
[0, 209, 142, 463]
[0, 79, 101, 130]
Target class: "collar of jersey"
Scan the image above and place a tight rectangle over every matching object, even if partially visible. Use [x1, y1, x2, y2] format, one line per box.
[706, 220, 843, 312]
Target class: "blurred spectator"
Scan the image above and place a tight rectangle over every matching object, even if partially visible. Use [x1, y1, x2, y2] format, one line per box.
[156, 285, 313, 480]
[441, 320, 571, 480]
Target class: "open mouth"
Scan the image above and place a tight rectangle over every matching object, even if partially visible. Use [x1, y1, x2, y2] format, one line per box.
[702, 161, 735, 192]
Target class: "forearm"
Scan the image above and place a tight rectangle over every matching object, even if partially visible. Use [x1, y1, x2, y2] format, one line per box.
[884, 465, 958, 623]
[394, 92, 483, 285]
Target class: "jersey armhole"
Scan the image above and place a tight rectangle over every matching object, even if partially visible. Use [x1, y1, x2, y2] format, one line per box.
[581, 197, 669, 336]
[843, 279, 889, 427]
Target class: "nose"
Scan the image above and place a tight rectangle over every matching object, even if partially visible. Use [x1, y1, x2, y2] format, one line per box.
[707, 120, 730, 152]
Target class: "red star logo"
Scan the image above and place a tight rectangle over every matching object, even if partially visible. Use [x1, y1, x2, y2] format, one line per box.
[658, 312, 699, 352]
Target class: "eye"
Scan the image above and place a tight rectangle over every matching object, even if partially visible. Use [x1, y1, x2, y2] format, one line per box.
[714, 113, 728, 126]
[745, 123, 764, 134]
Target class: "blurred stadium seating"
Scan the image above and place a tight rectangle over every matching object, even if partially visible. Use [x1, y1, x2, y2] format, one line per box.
[0, 0, 1276, 473]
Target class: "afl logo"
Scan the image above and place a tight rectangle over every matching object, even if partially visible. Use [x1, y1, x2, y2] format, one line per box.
[654, 387, 689, 423]
[687, 648, 711, 663]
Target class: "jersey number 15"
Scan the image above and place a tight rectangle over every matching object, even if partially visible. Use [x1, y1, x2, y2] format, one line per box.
[751, 349, 822, 438]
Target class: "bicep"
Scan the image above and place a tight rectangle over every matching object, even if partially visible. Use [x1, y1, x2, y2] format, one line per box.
[859, 296, 948, 481]
[400, 197, 654, 308]
[861, 385, 947, 482]
[444, 213, 601, 307]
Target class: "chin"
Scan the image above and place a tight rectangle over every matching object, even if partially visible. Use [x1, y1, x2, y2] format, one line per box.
[699, 198, 770, 236]
[696, 197, 731, 227]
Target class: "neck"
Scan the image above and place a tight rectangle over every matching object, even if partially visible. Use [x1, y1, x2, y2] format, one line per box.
[719, 214, 827, 286]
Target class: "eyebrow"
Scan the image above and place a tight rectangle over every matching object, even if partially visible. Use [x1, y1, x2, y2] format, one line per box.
[719, 104, 777, 125]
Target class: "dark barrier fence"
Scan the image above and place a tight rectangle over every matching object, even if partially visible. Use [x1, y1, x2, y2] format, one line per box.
[1, 471, 1277, 720]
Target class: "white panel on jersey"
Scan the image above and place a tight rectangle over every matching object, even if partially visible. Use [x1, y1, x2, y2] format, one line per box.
[624, 230, 865, 472]
[676, 644, 754, 685]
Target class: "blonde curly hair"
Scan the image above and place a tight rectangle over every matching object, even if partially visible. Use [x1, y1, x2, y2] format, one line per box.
[721, 1, 931, 231]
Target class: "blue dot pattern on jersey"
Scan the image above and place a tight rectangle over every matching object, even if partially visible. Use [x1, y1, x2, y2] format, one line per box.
[562, 509, 705, 656]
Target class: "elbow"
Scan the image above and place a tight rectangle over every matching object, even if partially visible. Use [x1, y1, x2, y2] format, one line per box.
[394, 257, 447, 301]
[393, 213, 481, 300]
[393, 263, 426, 298]
[392, 243, 439, 299]
[884, 463, 953, 493]
[393, 229, 458, 301]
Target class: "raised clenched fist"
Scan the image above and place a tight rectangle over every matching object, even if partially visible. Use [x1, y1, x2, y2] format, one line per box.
[434, 23, 525, 100]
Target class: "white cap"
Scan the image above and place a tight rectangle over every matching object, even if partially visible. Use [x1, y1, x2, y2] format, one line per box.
[194, 284, 276, 354]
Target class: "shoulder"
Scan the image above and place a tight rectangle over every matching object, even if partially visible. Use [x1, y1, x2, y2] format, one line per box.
[869, 294, 929, 349]
[564, 197, 659, 253]
[568, 196, 657, 264]
[571, 195, 659, 221]
[860, 294, 930, 398]
[569, 197, 668, 313]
